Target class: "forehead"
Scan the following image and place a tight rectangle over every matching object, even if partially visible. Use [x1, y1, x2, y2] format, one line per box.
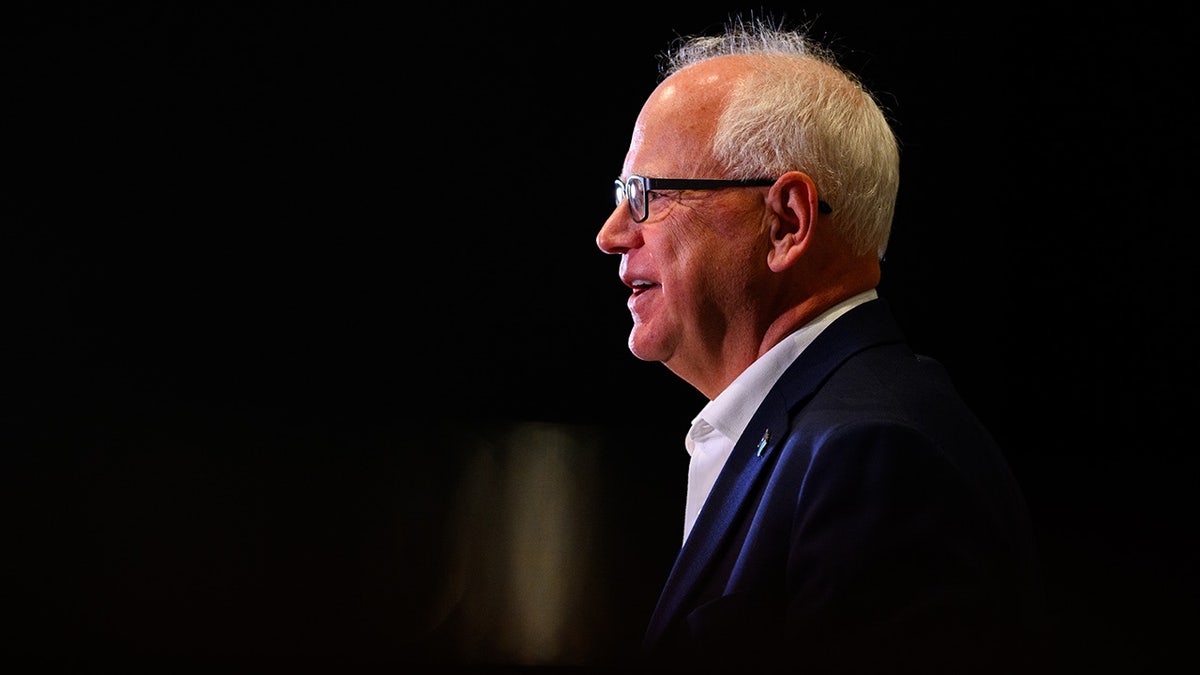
[625, 58, 747, 178]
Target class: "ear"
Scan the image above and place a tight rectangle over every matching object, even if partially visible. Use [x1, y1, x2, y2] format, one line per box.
[765, 171, 823, 272]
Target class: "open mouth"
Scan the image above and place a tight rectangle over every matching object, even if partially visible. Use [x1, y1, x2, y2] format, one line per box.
[630, 280, 659, 296]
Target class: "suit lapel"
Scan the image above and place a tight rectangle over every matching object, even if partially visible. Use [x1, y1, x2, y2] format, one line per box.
[642, 298, 906, 649]
[643, 388, 790, 647]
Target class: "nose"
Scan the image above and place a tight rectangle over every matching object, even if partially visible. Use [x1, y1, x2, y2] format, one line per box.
[597, 202, 639, 254]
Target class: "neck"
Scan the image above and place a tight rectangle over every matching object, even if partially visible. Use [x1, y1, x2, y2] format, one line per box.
[671, 254, 880, 400]
[759, 282, 874, 359]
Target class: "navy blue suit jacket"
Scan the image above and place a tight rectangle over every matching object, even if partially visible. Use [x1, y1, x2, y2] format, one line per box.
[641, 298, 1043, 672]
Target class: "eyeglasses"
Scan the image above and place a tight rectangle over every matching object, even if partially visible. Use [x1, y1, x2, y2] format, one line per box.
[613, 174, 832, 223]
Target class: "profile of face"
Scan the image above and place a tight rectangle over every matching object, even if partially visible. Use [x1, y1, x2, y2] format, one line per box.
[596, 57, 775, 384]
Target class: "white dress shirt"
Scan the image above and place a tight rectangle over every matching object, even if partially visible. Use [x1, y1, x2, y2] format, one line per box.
[682, 290, 878, 544]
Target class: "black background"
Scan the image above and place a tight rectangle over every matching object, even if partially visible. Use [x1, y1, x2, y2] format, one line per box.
[3, 2, 1196, 671]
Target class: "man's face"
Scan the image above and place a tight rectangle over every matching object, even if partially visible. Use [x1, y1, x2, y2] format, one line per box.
[596, 57, 772, 386]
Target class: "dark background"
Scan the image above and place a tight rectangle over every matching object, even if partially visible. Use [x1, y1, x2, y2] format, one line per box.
[3, 2, 1196, 671]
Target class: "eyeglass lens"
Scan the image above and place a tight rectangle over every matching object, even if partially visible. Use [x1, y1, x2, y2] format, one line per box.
[614, 176, 648, 222]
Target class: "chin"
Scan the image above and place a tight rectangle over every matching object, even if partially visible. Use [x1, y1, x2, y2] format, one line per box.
[628, 329, 669, 363]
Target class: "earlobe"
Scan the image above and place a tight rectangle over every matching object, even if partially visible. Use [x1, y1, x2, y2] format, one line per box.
[766, 216, 802, 272]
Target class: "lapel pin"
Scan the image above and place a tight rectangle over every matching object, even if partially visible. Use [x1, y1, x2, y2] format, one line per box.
[756, 428, 770, 457]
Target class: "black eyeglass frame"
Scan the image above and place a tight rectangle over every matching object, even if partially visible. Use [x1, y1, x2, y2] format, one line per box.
[614, 175, 832, 223]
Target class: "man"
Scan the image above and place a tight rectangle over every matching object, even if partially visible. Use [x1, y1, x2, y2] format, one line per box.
[596, 19, 1044, 672]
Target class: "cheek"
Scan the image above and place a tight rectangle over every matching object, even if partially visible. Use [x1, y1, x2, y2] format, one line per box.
[694, 237, 766, 305]
[660, 232, 711, 294]
[654, 216, 763, 302]
[666, 239, 738, 316]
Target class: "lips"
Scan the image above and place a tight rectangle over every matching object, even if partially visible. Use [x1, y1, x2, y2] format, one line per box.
[629, 279, 660, 296]
[624, 277, 660, 314]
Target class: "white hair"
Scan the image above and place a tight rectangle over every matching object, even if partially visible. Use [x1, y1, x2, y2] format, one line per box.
[661, 18, 900, 259]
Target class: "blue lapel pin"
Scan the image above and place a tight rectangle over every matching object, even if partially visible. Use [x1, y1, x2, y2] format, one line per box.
[756, 428, 770, 457]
